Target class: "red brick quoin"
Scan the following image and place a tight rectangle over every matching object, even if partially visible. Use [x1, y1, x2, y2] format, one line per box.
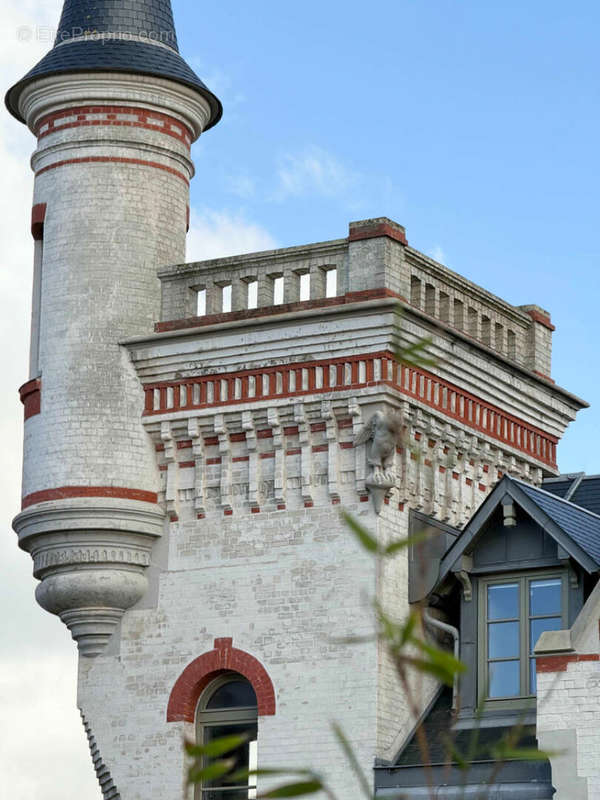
[166, 637, 276, 722]
[19, 378, 41, 420]
[536, 653, 599, 673]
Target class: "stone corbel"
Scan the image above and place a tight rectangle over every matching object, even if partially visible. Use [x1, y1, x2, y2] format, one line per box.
[411, 409, 426, 510]
[441, 423, 456, 523]
[294, 402, 313, 506]
[242, 411, 260, 511]
[188, 418, 206, 518]
[426, 417, 442, 517]
[322, 400, 340, 503]
[268, 407, 286, 507]
[349, 398, 366, 497]
[396, 400, 411, 505]
[161, 420, 180, 522]
[214, 413, 232, 512]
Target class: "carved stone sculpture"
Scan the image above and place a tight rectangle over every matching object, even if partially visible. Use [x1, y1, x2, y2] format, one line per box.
[354, 410, 403, 512]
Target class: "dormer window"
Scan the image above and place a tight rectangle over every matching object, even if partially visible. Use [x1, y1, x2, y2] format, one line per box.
[481, 573, 566, 702]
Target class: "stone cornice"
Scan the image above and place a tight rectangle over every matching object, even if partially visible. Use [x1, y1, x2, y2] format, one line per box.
[18, 71, 211, 139]
[123, 295, 587, 412]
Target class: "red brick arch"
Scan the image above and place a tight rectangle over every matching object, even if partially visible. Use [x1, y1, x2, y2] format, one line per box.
[166, 638, 276, 722]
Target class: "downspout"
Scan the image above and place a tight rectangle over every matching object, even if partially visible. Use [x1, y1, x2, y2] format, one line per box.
[423, 610, 460, 713]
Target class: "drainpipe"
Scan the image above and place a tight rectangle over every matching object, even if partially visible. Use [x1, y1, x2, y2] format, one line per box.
[423, 610, 460, 712]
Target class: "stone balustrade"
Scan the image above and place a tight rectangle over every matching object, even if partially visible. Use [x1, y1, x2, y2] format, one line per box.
[157, 218, 554, 379]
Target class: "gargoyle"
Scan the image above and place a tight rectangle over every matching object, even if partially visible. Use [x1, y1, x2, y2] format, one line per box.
[354, 411, 403, 510]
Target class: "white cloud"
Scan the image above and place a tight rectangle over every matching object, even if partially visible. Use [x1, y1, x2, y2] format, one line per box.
[186, 208, 276, 261]
[274, 146, 357, 201]
[226, 173, 256, 199]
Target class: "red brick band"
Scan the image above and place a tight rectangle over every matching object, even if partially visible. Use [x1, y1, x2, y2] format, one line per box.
[348, 222, 408, 245]
[19, 378, 41, 420]
[36, 105, 192, 148]
[167, 637, 276, 722]
[144, 350, 558, 468]
[22, 486, 159, 509]
[536, 653, 599, 673]
[36, 156, 189, 185]
[31, 203, 47, 241]
[526, 309, 555, 332]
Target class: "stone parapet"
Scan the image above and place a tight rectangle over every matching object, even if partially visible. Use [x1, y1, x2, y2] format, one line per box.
[158, 218, 556, 379]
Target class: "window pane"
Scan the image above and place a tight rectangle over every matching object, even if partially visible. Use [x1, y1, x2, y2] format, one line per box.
[488, 621, 520, 659]
[206, 681, 257, 710]
[488, 583, 519, 620]
[204, 723, 257, 788]
[489, 660, 520, 698]
[202, 791, 251, 799]
[530, 616, 562, 653]
[530, 579, 561, 616]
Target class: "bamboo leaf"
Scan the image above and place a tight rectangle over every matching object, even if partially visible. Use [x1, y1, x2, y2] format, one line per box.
[229, 768, 315, 781]
[188, 759, 234, 784]
[342, 512, 380, 553]
[185, 733, 247, 758]
[258, 780, 323, 797]
[331, 722, 374, 799]
[491, 745, 557, 762]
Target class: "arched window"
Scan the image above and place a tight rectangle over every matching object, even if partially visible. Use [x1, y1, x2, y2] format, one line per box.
[195, 674, 258, 799]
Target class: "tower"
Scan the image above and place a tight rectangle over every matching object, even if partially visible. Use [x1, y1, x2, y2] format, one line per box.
[8, 0, 221, 657]
[8, 5, 587, 800]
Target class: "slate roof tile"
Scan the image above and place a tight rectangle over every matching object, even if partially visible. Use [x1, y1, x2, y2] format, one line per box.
[5, 0, 222, 129]
[517, 479, 600, 567]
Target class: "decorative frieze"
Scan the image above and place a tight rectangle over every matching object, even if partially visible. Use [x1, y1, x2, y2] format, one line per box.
[142, 351, 558, 470]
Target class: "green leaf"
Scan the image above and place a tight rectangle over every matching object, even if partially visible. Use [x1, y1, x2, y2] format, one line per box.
[342, 512, 380, 553]
[384, 529, 430, 556]
[491, 745, 557, 762]
[409, 636, 466, 677]
[188, 759, 234, 784]
[228, 768, 315, 781]
[331, 722, 374, 799]
[258, 780, 323, 797]
[394, 337, 437, 369]
[185, 733, 247, 758]
[399, 612, 418, 647]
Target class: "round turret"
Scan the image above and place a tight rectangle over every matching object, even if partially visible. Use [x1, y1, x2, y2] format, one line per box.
[10, 0, 221, 656]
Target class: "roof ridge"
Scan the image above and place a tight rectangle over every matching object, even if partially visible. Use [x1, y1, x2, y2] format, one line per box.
[514, 477, 600, 523]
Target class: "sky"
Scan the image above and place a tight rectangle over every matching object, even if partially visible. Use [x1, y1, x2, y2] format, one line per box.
[1, 0, 599, 797]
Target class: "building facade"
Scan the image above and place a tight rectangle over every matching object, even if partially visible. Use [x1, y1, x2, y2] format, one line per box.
[7, 2, 599, 798]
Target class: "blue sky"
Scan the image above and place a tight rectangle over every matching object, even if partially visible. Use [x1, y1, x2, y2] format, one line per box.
[181, 0, 599, 472]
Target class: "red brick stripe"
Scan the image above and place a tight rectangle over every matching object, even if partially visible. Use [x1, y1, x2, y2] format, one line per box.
[36, 105, 192, 148]
[22, 486, 159, 509]
[19, 378, 41, 420]
[31, 203, 46, 241]
[525, 308, 555, 332]
[155, 288, 403, 332]
[143, 350, 559, 468]
[348, 221, 408, 245]
[536, 653, 599, 673]
[167, 637, 276, 721]
[36, 156, 189, 185]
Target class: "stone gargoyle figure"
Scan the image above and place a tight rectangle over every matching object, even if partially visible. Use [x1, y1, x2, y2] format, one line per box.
[354, 410, 403, 510]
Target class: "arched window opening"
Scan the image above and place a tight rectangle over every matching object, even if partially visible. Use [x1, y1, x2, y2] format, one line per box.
[195, 674, 258, 799]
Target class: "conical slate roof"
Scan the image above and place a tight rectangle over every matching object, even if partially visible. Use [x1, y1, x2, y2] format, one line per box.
[5, 0, 222, 130]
